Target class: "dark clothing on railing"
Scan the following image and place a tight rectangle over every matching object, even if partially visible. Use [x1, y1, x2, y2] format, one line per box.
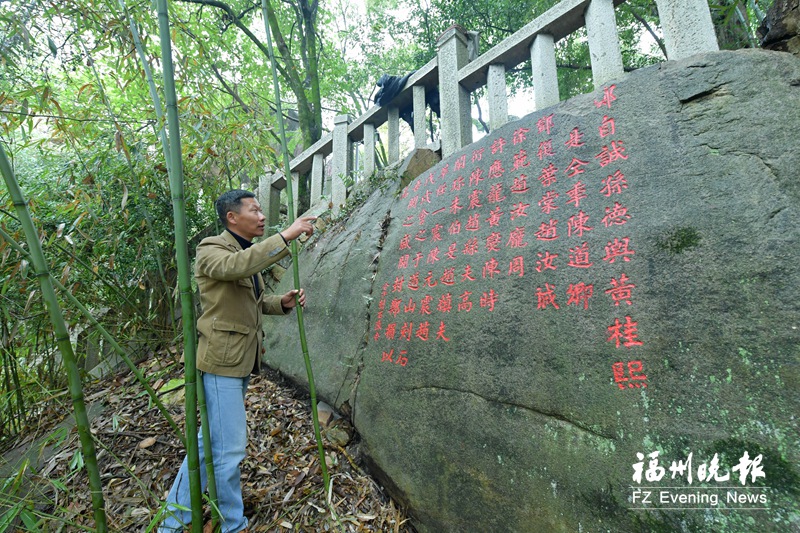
[374, 73, 440, 133]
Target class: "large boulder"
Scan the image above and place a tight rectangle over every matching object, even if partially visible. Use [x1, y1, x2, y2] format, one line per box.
[265, 50, 800, 532]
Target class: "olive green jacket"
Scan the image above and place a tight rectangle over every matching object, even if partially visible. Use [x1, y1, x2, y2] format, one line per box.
[194, 230, 290, 377]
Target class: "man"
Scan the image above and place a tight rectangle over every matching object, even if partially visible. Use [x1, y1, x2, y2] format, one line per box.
[160, 189, 316, 533]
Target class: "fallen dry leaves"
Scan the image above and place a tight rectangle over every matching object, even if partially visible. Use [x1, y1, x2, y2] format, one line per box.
[9, 353, 414, 532]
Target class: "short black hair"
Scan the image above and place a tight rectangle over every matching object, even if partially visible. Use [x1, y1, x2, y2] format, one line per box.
[215, 189, 256, 225]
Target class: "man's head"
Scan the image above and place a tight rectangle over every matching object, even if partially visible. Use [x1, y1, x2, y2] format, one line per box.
[215, 189, 265, 241]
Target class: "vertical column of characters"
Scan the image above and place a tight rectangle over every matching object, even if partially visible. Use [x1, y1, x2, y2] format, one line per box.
[459, 146, 486, 316]
[560, 112, 596, 312]
[380, 183, 420, 366]
[476, 134, 525, 314]
[442, 153, 469, 324]
[592, 85, 648, 390]
[423, 162, 461, 346]
[409, 166, 455, 346]
[532, 113, 565, 310]
[377, 282, 408, 366]
[505, 127, 533, 298]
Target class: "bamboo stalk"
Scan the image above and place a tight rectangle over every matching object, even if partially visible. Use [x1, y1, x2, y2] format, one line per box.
[260, 0, 329, 492]
[125, 0, 220, 519]
[0, 291, 25, 436]
[155, 0, 204, 529]
[0, 144, 108, 531]
[195, 369, 221, 529]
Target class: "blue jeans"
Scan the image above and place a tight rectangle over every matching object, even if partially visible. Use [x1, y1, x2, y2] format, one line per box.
[159, 373, 250, 533]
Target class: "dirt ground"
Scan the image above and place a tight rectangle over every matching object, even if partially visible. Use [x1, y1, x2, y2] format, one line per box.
[1, 352, 414, 532]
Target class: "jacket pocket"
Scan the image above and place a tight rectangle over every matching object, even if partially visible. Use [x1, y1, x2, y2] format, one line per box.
[206, 318, 251, 367]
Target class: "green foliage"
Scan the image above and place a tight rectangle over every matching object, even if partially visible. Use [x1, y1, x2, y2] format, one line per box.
[710, 0, 770, 49]
[556, 30, 594, 101]
[0, 0, 203, 447]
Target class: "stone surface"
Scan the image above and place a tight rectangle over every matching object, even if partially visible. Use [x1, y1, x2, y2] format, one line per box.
[398, 148, 441, 190]
[266, 50, 800, 532]
[487, 64, 509, 130]
[264, 181, 390, 412]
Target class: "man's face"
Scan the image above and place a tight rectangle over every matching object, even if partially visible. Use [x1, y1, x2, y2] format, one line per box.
[227, 197, 266, 241]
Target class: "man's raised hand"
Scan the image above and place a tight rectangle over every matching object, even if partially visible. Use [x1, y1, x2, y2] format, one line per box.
[280, 216, 317, 242]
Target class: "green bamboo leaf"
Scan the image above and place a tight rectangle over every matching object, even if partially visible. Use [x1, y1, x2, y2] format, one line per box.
[47, 35, 57, 57]
[0, 51, 19, 70]
[19, 508, 39, 531]
[0, 223, 187, 448]
[5, 458, 28, 494]
[69, 449, 84, 471]
[0, 503, 24, 533]
[50, 479, 68, 491]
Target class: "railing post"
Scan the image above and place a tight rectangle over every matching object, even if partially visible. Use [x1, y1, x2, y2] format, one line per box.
[437, 25, 472, 158]
[585, 0, 624, 87]
[654, 0, 719, 60]
[290, 171, 299, 215]
[324, 160, 332, 201]
[267, 172, 285, 233]
[258, 172, 278, 233]
[364, 123, 376, 177]
[258, 171, 271, 211]
[530, 34, 559, 111]
[413, 86, 427, 148]
[487, 64, 508, 130]
[388, 106, 400, 163]
[310, 153, 324, 206]
[332, 113, 352, 216]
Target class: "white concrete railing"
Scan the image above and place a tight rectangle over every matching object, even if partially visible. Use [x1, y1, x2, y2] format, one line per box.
[262, 0, 718, 219]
